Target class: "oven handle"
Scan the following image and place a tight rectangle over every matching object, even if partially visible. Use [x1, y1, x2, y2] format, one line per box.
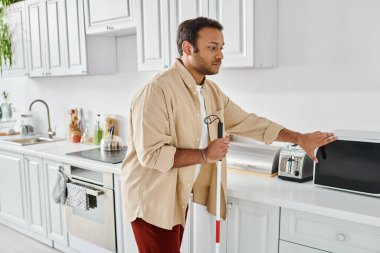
[69, 178, 105, 197]
[85, 188, 104, 197]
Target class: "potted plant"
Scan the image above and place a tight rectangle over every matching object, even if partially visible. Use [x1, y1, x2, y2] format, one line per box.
[0, 0, 15, 72]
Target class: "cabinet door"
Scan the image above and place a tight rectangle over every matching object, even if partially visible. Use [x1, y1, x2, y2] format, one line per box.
[169, 0, 208, 63]
[192, 202, 227, 253]
[0, 151, 28, 228]
[64, 0, 87, 75]
[25, 0, 47, 76]
[3, 1, 29, 76]
[42, 0, 66, 76]
[24, 156, 47, 237]
[227, 198, 279, 253]
[136, 0, 170, 71]
[114, 174, 139, 253]
[84, 0, 134, 34]
[208, 0, 278, 68]
[43, 160, 68, 246]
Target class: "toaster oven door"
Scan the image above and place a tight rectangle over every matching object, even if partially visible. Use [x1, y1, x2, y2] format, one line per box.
[314, 140, 380, 196]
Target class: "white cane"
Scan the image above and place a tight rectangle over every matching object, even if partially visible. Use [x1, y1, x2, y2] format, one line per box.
[204, 115, 224, 253]
[215, 119, 223, 253]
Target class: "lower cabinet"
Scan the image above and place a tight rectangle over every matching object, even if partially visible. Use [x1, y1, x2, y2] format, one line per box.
[280, 208, 380, 253]
[43, 159, 68, 248]
[0, 151, 28, 228]
[24, 155, 47, 237]
[279, 240, 331, 253]
[226, 198, 280, 253]
[114, 174, 139, 253]
[190, 197, 279, 253]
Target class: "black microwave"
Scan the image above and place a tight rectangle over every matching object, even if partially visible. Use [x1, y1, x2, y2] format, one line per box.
[314, 130, 380, 197]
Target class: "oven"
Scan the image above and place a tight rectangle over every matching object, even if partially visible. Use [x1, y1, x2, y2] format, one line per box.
[63, 164, 116, 253]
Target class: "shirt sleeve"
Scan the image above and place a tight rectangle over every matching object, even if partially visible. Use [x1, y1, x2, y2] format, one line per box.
[221, 92, 284, 145]
[131, 84, 176, 173]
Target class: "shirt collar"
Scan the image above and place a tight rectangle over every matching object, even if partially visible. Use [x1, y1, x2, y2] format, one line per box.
[174, 59, 206, 90]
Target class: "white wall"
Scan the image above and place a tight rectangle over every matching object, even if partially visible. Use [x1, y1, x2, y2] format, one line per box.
[1, 0, 380, 142]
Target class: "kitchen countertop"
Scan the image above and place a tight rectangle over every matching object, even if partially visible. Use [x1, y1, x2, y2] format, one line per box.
[0, 139, 122, 174]
[1, 139, 380, 227]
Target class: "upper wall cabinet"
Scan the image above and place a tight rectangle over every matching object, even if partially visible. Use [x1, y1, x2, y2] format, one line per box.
[209, 0, 278, 68]
[169, 0, 209, 63]
[137, 0, 278, 71]
[2, 1, 29, 76]
[136, 0, 170, 71]
[83, 0, 135, 35]
[23, 0, 116, 77]
[25, 0, 66, 77]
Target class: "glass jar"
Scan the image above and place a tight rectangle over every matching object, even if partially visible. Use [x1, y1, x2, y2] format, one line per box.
[20, 113, 35, 136]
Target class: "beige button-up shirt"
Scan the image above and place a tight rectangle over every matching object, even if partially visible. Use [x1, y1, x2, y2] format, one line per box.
[121, 59, 284, 230]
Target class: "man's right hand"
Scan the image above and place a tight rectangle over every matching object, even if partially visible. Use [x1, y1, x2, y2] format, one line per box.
[204, 137, 231, 163]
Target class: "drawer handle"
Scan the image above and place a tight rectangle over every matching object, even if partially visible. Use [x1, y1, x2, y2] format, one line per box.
[337, 233, 345, 241]
[227, 203, 233, 209]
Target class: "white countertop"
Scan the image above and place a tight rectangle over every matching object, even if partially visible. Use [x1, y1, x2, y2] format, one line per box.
[0, 139, 122, 174]
[228, 172, 380, 227]
[1, 139, 380, 227]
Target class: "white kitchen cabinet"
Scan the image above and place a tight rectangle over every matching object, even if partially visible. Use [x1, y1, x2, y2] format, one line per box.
[64, 0, 117, 75]
[169, 0, 209, 63]
[226, 198, 279, 253]
[24, 0, 116, 77]
[191, 201, 227, 253]
[2, 1, 29, 76]
[25, 0, 66, 77]
[25, 0, 47, 76]
[208, 0, 278, 68]
[43, 0, 67, 76]
[0, 151, 28, 228]
[43, 159, 68, 247]
[136, 0, 170, 71]
[24, 155, 47, 237]
[279, 240, 331, 253]
[280, 208, 380, 253]
[84, 0, 135, 35]
[137, 0, 278, 71]
[114, 174, 139, 253]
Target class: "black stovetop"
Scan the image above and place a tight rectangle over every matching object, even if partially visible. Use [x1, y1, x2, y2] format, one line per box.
[66, 147, 127, 164]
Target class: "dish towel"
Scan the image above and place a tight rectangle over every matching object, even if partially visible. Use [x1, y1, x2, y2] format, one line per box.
[52, 167, 69, 204]
[66, 182, 89, 211]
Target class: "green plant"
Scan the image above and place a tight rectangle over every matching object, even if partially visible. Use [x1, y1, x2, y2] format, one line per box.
[0, 0, 14, 72]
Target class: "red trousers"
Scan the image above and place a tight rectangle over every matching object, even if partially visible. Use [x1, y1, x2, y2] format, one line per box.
[131, 208, 188, 253]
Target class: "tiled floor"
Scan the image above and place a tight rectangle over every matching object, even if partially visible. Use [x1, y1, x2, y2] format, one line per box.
[0, 224, 61, 253]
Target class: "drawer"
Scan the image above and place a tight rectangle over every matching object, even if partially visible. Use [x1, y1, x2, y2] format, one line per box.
[280, 208, 380, 253]
[279, 240, 331, 253]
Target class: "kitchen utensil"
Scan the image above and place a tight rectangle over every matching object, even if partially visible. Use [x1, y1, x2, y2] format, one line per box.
[100, 126, 123, 151]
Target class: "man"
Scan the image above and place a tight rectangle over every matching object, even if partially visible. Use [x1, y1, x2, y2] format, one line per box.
[121, 17, 336, 253]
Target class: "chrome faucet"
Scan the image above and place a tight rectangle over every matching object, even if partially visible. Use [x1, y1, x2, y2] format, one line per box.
[29, 99, 56, 139]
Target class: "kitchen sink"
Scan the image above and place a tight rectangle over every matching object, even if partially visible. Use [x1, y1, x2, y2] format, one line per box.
[1, 136, 64, 146]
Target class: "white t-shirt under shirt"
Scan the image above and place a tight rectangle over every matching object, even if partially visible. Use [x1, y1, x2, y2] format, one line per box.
[194, 84, 209, 182]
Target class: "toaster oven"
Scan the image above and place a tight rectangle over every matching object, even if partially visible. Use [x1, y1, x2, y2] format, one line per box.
[314, 130, 380, 197]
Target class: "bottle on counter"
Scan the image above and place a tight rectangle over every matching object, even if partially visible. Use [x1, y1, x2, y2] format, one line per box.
[94, 114, 103, 145]
[81, 123, 92, 144]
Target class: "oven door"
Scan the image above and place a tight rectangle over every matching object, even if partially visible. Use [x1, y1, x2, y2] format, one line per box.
[66, 178, 116, 252]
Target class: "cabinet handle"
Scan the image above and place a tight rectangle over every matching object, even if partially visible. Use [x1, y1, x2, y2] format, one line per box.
[106, 26, 114, 30]
[227, 203, 233, 209]
[46, 72, 52, 75]
[81, 70, 87, 74]
[337, 233, 345, 241]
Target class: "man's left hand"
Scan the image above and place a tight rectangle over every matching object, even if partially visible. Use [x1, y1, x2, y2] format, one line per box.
[298, 131, 337, 163]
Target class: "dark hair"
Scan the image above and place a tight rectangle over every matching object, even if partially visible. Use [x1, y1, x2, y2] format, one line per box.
[177, 17, 223, 56]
